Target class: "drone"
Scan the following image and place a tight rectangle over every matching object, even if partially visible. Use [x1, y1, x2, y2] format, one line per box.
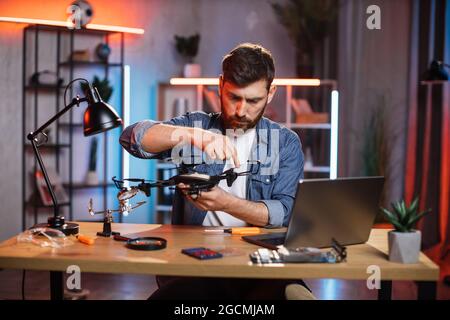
[113, 160, 261, 199]
[88, 160, 260, 237]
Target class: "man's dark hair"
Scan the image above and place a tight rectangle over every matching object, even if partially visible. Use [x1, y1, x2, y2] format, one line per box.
[222, 43, 275, 90]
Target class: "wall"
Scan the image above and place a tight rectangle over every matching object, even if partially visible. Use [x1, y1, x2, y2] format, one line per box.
[0, 0, 296, 240]
[337, 0, 412, 207]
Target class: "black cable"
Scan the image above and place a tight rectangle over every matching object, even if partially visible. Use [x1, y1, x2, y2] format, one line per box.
[63, 77, 89, 108]
[22, 270, 26, 300]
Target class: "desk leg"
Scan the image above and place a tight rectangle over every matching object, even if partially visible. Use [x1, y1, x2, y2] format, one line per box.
[416, 281, 437, 300]
[50, 271, 64, 300]
[378, 280, 392, 300]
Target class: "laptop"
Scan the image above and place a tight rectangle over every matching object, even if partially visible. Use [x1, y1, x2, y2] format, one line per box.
[242, 176, 385, 249]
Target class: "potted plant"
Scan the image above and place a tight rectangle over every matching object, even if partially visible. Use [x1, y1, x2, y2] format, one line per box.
[271, 0, 338, 77]
[85, 137, 98, 185]
[380, 196, 431, 263]
[174, 33, 201, 77]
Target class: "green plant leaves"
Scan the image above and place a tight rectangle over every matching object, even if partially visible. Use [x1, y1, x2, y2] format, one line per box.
[380, 207, 406, 232]
[271, 0, 338, 55]
[409, 196, 419, 214]
[174, 34, 200, 62]
[380, 196, 430, 232]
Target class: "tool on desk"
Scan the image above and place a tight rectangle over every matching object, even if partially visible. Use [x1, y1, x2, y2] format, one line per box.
[204, 227, 261, 235]
[113, 234, 132, 242]
[125, 237, 167, 251]
[249, 238, 347, 264]
[17, 227, 73, 248]
[88, 198, 146, 237]
[76, 234, 96, 245]
[181, 247, 223, 260]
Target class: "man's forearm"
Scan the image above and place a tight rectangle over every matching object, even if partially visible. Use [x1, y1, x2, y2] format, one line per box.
[141, 124, 192, 153]
[223, 195, 269, 227]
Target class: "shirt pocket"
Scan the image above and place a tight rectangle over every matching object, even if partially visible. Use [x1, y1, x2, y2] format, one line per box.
[250, 173, 278, 200]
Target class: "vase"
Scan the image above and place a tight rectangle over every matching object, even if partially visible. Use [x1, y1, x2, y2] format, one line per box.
[183, 64, 201, 78]
[388, 230, 421, 263]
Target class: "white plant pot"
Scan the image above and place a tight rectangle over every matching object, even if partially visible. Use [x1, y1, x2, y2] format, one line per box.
[183, 63, 201, 78]
[388, 230, 421, 264]
[85, 171, 99, 186]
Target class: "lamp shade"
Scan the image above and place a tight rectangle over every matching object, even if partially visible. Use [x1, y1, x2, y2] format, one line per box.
[83, 100, 122, 136]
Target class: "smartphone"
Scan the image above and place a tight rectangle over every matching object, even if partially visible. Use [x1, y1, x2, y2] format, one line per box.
[181, 247, 223, 260]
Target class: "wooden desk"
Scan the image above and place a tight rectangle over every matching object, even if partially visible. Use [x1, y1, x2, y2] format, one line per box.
[0, 222, 439, 300]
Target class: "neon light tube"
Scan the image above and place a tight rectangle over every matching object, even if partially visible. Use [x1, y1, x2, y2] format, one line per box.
[122, 65, 130, 186]
[0, 17, 144, 34]
[330, 90, 339, 179]
[170, 78, 321, 86]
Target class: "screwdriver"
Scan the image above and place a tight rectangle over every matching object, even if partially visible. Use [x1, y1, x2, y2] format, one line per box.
[205, 227, 261, 235]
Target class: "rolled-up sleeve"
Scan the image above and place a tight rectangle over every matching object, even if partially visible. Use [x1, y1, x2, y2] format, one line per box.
[119, 113, 194, 159]
[119, 120, 163, 159]
[258, 132, 304, 227]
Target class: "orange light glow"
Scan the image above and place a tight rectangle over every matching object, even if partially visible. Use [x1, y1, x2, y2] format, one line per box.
[0, 16, 144, 34]
[273, 78, 321, 86]
[170, 78, 321, 86]
[170, 78, 219, 85]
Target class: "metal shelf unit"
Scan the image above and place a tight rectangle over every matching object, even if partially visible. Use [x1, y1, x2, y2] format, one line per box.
[21, 24, 126, 229]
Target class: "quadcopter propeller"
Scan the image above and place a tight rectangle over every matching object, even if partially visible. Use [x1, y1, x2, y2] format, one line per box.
[131, 201, 146, 210]
[112, 176, 155, 188]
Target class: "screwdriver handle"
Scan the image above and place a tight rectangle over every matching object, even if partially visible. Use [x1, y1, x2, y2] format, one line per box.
[228, 227, 261, 235]
[77, 234, 95, 245]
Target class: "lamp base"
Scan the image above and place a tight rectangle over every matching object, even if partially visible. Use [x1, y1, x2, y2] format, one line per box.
[33, 216, 79, 236]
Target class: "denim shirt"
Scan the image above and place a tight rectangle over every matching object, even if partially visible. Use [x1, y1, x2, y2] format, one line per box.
[119, 111, 304, 227]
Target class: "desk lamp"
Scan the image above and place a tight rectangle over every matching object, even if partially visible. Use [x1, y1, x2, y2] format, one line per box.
[28, 78, 122, 235]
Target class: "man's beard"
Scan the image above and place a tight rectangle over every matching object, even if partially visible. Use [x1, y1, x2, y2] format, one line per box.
[220, 96, 267, 130]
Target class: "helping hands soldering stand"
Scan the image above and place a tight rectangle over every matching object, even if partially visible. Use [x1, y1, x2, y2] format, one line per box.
[88, 197, 145, 237]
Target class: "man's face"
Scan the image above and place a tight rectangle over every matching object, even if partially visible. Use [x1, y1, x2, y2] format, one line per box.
[219, 77, 276, 130]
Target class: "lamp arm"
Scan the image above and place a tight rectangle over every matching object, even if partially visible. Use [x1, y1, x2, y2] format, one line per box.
[26, 96, 88, 219]
[27, 96, 88, 140]
[29, 138, 59, 217]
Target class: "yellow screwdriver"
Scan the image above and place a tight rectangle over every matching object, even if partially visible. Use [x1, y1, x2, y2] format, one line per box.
[224, 227, 261, 235]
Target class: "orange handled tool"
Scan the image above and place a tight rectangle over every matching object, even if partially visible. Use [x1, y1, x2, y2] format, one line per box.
[76, 234, 96, 245]
[224, 227, 261, 235]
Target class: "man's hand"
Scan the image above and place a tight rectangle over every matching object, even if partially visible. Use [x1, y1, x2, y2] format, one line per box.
[190, 128, 240, 167]
[177, 183, 233, 212]
[177, 182, 269, 227]
[142, 124, 240, 167]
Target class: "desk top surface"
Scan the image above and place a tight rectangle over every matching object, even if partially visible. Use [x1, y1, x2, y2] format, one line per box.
[0, 222, 439, 281]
